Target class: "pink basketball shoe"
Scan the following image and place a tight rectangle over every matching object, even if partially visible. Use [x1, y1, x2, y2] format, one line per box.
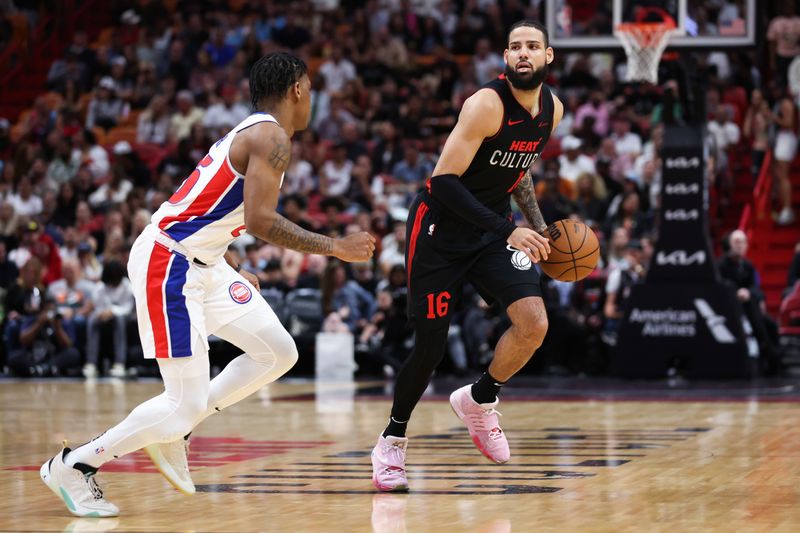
[449, 384, 510, 464]
[371, 434, 409, 492]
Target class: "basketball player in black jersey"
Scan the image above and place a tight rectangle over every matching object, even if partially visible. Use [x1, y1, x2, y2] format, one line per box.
[371, 20, 564, 491]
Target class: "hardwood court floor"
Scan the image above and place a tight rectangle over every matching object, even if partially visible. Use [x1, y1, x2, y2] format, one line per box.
[3, 378, 800, 532]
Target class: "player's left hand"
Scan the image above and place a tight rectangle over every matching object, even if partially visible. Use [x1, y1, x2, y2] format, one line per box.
[240, 269, 260, 291]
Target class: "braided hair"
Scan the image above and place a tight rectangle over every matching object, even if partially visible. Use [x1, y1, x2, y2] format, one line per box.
[249, 52, 308, 111]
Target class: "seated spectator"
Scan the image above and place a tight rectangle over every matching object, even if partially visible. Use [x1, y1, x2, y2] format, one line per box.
[280, 194, 315, 231]
[77, 241, 102, 282]
[45, 135, 79, 189]
[204, 27, 236, 68]
[47, 257, 95, 353]
[169, 90, 205, 142]
[472, 38, 504, 85]
[88, 163, 133, 211]
[202, 85, 249, 135]
[320, 260, 376, 334]
[9, 221, 62, 286]
[8, 176, 42, 217]
[71, 129, 110, 183]
[318, 196, 348, 237]
[391, 144, 434, 194]
[610, 114, 642, 158]
[85, 260, 134, 378]
[357, 287, 413, 375]
[348, 155, 376, 210]
[718, 230, 781, 374]
[283, 143, 316, 196]
[574, 173, 608, 224]
[574, 88, 611, 137]
[602, 239, 645, 346]
[137, 94, 171, 145]
[603, 190, 652, 240]
[605, 227, 630, 271]
[85, 77, 129, 132]
[157, 138, 195, 185]
[4, 257, 80, 376]
[537, 171, 575, 224]
[558, 135, 596, 184]
[378, 219, 406, 277]
[319, 45, 357, 95]
[112, 140, 151, 189]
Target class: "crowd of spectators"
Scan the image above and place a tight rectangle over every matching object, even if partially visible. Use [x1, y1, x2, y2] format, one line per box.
[0, 0, 797, 379]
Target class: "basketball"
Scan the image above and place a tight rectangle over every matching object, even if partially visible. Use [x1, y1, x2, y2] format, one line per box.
[539, 219, 600, 282]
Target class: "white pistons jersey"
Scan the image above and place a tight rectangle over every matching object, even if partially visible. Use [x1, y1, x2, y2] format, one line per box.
[150, 113, 282, 263]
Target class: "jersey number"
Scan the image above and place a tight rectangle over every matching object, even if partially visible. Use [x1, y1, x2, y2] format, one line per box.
[169, 154, 214, 204]
[426, 291, 451, 319]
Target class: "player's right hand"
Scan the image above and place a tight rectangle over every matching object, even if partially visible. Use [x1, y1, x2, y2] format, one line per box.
[333, 231, 376, 262]
[508, 227, 550, 264]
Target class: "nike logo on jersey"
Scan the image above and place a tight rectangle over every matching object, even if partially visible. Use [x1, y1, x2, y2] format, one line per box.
[507, 119, 525, 126]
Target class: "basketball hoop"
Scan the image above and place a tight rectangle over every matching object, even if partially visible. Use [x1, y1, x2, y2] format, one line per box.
[615, 21, 677, 84]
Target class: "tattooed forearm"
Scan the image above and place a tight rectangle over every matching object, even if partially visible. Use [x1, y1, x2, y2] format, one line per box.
[268, 138, 291, 171]
[511, 168, 547, 232]
[265, 216, 334, 255]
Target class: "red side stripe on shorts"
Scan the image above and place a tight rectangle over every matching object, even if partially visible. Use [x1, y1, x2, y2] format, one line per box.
[146, 243, 172, 358]
[406, 201, 429, 287]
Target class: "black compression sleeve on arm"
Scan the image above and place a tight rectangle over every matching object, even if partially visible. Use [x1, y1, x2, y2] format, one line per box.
[428, 173, 517, 239]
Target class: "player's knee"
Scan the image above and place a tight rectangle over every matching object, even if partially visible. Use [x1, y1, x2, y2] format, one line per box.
[514, 313, 548, 348]
[163, 396, 207, 440]
[277, 333, 299, 372]
[251, 326, 298, 372]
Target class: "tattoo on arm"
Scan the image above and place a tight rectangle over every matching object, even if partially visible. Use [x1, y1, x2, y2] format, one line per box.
[265, 216, 334, 255]
[268, 138, 291, 171]
[511, 168, 547, 232]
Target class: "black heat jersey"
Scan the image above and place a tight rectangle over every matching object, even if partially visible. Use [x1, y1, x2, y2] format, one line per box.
[460, 75, 554, 215]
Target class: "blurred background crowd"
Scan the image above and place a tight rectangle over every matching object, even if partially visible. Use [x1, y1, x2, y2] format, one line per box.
[0, 0, 798, 379]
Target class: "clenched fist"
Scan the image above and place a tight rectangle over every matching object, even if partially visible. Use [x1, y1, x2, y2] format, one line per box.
[333, 231, 376, 262]
[507, 227, 550, 263]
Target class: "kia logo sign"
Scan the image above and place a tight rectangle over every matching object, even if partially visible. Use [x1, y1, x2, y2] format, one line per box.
[663, 209, 699, 221]
[664, 183, 700, 195]
[665, 157, 700, 169]
[655, 250, 707, 266]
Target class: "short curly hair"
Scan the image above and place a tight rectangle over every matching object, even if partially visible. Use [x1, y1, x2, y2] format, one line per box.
[249, 52, 308, 110]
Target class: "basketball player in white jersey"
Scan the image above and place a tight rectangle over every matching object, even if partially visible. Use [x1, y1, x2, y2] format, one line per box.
[40, 53, 375, 517]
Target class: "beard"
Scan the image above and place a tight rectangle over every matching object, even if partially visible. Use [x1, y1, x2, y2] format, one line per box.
[504, 61, 548, 90]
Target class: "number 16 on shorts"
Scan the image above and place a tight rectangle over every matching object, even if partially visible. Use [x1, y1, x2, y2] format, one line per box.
[426, 291, 451, 319]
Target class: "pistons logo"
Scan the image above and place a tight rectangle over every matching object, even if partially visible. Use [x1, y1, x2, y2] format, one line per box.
[506, 244, 532, 271]
[229, 281, 252, 304]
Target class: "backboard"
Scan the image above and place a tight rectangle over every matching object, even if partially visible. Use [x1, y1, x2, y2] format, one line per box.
[547, 0, 756, 49]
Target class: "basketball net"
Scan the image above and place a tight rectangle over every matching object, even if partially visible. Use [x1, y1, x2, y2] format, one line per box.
[615, 22, 677, 84]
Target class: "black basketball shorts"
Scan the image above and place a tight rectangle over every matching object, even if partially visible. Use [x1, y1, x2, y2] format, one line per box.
[404, 194, 542, 332]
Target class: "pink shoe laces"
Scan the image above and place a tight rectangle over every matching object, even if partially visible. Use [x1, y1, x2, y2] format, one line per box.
[465, 407, 504, 438]
[378, 440, 407, 478]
